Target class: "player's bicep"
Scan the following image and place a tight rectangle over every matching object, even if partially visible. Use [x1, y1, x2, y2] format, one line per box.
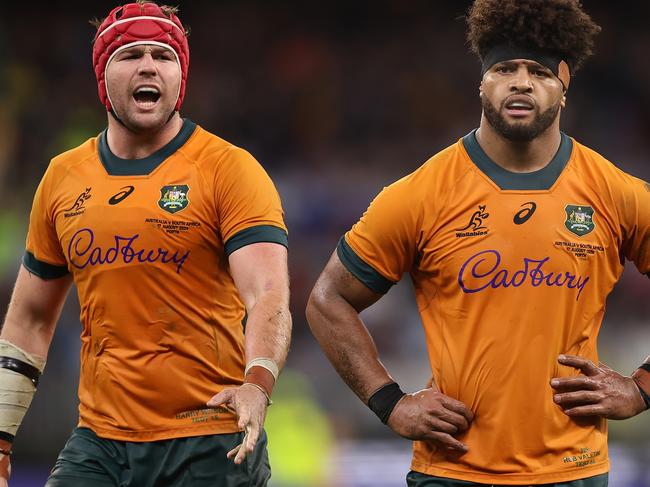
[620, 177, 650, 273]
[1, 266, 72, 353]
[311, 250, 383, 314]
[228, 242, 289, 311]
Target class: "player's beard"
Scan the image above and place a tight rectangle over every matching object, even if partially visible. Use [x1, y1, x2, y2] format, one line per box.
[482, 95, 561, 142]
[106, 78, 179, 135]
[110, 102, 177, 135]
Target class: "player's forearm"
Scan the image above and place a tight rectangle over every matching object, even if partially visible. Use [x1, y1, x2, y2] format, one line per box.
[0, 269, 71, 358]
[306, 291, 392, 403]
[243, 288, 291, 369]
[1, 311, 57, 360]
[0, 268, 70, 450]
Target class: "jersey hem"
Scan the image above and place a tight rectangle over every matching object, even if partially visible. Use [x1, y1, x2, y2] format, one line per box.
[410, 459, 609, 485]
[79, 419, 241, 442]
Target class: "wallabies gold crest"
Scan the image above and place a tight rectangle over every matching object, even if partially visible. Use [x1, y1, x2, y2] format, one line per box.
[159, 185, 190, 214]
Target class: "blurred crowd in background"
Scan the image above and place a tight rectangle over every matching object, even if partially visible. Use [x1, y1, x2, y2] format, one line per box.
[1, 1, 650, 486]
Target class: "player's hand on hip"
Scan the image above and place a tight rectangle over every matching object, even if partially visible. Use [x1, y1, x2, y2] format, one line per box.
[551, 354, 646, 419]
[207, 384, 269, 465]
[386, 387, 473, 454]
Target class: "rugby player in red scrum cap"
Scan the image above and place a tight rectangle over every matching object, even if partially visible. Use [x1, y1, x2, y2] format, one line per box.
[0, 1, 290, 485]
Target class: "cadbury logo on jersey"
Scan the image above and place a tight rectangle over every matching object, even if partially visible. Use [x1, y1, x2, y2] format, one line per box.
[458, 249, 589, 301]
[67, 228, 190, 274]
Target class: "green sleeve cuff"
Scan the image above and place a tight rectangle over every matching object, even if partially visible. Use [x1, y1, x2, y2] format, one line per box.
[336, 237, 394, 294]
[224, 225, 288, 257]
[22, 251, 69, 280]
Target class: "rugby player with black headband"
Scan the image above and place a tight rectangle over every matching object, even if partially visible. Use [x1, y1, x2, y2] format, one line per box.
[307, 0, 650, 485]
[0, 2, 290, 485]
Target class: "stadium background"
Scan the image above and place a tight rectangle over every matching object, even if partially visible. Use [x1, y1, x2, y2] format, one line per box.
[1, 1, 650, 485]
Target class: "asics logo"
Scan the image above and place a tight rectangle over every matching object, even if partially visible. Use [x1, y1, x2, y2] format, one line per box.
[513, 202, 537, 225]
[108, 186, 135, 205]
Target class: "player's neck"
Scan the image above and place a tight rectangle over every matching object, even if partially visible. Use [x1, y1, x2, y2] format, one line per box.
[475, 117, 562, 173]
[106, 113, 184, 160]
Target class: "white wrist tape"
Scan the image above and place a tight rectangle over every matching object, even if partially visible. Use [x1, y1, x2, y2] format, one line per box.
[0, 340, 45, 437]
[244, 358, 279, 381]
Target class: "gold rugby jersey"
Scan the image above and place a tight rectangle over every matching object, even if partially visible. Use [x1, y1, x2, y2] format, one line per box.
[24, 119, 288, 441]
[339, 130, 650, 484]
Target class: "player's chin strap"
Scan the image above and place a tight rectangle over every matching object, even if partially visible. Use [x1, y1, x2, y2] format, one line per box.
[0, 339, 46, 457]
[243, 358, 279, 406]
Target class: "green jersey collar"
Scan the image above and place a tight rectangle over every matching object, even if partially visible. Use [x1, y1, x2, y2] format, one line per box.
[98, 119, 197, 176]
[462, 129, 573, 190]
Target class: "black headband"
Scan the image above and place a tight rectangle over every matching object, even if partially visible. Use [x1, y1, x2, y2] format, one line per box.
[481, 44, 571, 89]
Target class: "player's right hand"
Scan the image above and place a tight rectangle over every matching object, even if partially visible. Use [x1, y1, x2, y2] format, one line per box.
[386, 387, 473, 454]
[207, 384, 269, 465]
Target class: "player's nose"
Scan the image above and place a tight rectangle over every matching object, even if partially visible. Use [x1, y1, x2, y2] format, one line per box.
[137, 53, 158, 75]
[509, 66, 533, 91]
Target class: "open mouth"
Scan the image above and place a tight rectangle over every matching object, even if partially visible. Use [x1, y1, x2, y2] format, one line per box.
[133, 87, 161, 107]
[504, 98, 535, 116]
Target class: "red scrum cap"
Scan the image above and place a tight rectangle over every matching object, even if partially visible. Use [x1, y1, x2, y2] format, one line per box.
[92, 2, 190, 112]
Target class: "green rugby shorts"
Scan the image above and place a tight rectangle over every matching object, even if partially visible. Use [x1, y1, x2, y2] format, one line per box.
[45, 427, 271, 487]
[406, 471, 608, 487]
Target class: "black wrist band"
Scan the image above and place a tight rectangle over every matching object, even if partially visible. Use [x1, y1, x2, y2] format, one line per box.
[635, 364, 650, 410]
[634, 381, 650, 410]
[0, 356, 41, 387]
[367, 382, 406, 424]
[0, 432, 14, 444]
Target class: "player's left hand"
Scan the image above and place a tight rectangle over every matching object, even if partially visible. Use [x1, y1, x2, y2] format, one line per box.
[207, 384, 269, 465]
[550, 354, 646, 420]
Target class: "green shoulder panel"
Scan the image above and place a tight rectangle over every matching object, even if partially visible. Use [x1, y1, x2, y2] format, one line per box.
[22, 251, 69, 280]
[224, 225, 288, 257]
[336, 237, 394, 294]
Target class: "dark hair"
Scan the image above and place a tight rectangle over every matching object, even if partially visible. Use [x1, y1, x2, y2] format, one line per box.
[466, 0, 601, 72]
